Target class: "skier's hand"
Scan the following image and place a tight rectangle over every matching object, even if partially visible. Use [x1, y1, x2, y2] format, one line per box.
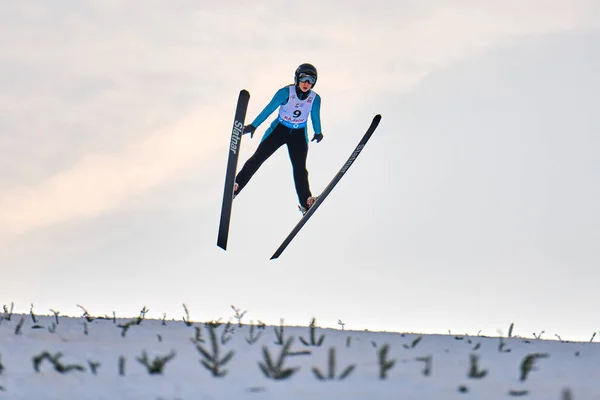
[311, 133, 324, 143]
[243, 125, 256, 138]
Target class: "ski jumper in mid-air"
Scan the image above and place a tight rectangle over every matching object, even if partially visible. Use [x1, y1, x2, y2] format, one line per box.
[233, 63, 323, 214]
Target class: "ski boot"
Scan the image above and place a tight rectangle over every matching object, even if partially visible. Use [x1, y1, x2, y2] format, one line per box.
[298, 196, 318, 216]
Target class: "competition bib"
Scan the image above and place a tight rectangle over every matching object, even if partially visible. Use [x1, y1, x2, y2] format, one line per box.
[278, 85, 316, 129]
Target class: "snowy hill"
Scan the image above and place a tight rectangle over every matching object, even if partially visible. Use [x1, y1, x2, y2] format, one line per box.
[0, 311, 596, 399]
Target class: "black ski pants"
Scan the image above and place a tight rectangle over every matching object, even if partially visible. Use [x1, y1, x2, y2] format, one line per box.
[235, 123, 312, 207]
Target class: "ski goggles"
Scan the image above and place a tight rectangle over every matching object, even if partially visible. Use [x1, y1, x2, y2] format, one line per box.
[298, 74, 316, 85]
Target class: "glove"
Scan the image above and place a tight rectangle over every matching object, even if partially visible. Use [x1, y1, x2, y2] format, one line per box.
[311, 133, 324, 143]
[243, 125, 256, 138]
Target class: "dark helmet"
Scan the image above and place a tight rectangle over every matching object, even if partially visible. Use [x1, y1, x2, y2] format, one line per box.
[294, 63, 318, 88]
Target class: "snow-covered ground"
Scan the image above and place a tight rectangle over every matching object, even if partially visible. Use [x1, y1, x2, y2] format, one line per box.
[0, 309, 597, 399]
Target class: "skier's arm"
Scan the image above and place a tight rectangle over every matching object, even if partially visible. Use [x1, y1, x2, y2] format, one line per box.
[310, 94, 322, 135]
[250, 87, 289, 128]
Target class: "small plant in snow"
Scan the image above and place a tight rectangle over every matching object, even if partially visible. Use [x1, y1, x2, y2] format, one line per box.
[274, 319, 285, 345]
[197, 325, 235, 377]
[245, 322, 263, 345]
[0, 353, 4, 375]
[136, 306, 149, 324]
[119, 356, 126, 376]
[231, 305, 247, 327]
[191, 326, 204, 344]
[377, 344, 396, 379]
[498, 337, 511, 353]
[312, 347, 355, 381]
[205, 319, 223, 328]
[137, 350, 176, 375]
[416, 355, 432, 376]
[467, 354, 488, 379]
[508, 323, 514, 338]
[403, 335, 423, 349]
[88, 360, 101, 375]
[33, 351, 86, 374]
[299, 318, 325, 347]
[259, 337, 300, 380]
[562, 388, 573, 400]
[77, 305, 95, 322]
[533, 330, 545, 339]
[519, 353, 549, 382]
[117, 320, 137, 338]
[30, 304, 38, 324]
[555, 334, 572, 343]
[15, 317, 25, 335]
[182, 304, 192, 326]
[2, 303, 14, 321]
[221, 321, 235, 344]
[49, 309, 60, 325]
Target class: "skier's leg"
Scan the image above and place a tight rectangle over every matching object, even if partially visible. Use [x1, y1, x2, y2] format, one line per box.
[235, 124, 286, 195]
[287, 128, 312, 208]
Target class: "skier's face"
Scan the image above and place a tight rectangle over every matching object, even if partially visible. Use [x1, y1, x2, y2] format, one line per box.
[298, 81, 312, 92]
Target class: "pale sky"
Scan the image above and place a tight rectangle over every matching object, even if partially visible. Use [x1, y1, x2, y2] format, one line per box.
[1, 1, 599, 340]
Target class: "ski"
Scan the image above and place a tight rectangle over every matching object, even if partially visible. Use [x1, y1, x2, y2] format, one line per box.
[217, 89, 250, 250]
[270, 114, 382, 260]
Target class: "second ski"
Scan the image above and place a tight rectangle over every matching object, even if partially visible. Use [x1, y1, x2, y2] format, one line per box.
[270, 114, 382, 260]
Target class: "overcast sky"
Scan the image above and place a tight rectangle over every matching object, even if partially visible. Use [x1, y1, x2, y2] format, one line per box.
[1, 1, 599, 340]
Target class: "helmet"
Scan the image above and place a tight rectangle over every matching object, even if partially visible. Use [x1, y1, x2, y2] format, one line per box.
[294, 63, 318, 88]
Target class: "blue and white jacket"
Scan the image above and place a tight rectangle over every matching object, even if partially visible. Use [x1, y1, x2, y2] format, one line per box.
[250, 85, 322, 143]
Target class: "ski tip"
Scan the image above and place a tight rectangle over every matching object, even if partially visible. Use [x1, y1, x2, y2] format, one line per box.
[240, 89, 250, 97]
[370, 114, 382, 128]
[269, 255, 278, 261]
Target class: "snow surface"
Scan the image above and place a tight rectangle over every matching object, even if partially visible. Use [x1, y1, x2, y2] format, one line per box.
[0, 312, 597, 399]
